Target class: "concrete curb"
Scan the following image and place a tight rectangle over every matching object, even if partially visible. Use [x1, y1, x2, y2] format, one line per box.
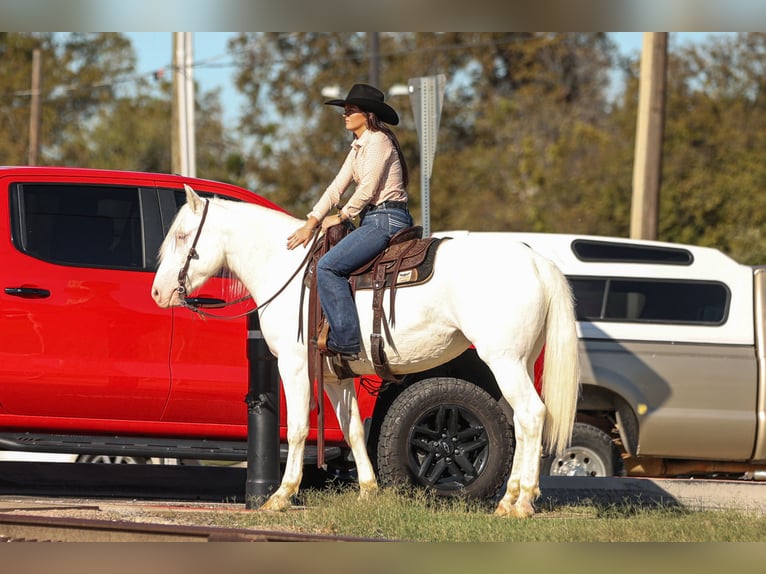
[538, 476, 766, 514]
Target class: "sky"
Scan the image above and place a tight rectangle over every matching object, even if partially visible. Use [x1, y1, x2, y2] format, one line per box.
[123, 32, 725, 129]
[125, 32, 242, 127]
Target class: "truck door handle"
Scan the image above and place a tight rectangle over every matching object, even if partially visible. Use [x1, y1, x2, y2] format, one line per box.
[4, 287, 51, 299]
[183, 297, 226, 308]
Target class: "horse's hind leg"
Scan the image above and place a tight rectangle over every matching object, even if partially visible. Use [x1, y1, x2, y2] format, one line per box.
[498, 400, 546, 518]
[324, 378, 379, 499]
[484, 356, 546, 518]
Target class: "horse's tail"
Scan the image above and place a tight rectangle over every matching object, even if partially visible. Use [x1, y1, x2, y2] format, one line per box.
[538, 256, 581, 456]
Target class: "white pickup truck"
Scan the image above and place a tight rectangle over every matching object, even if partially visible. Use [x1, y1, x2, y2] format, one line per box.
[441, 231, 766, 481]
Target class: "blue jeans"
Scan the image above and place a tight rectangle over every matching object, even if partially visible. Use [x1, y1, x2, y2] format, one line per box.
[317, 207, 414, 354]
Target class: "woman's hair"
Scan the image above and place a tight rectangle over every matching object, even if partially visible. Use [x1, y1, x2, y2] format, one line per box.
[366, 113, 409, 188]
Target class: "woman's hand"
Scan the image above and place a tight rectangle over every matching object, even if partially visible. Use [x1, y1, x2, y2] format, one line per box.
[287, 217, 319, 250]
[321, 213, 345, 231]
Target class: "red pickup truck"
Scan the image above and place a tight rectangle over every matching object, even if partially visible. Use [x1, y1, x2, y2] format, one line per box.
[0, 166, 517, 499]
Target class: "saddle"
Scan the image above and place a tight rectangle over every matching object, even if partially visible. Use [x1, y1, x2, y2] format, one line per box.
[300, 222, 444, 469]
[302, 223, 444, 382]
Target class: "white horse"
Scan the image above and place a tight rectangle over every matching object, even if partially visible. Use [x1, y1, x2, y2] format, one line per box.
[151, 184, 580, 518]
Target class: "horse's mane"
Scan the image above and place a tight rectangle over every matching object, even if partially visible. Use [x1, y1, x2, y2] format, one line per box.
[211, 195, 301, 227]
[159, 195, 299, 262]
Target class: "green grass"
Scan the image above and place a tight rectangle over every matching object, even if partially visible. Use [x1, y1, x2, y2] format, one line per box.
[155, 484, 766, 542]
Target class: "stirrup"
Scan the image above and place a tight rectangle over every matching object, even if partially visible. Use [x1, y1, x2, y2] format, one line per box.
[315, 321, 330, 353]
[327, 355, 357, 380]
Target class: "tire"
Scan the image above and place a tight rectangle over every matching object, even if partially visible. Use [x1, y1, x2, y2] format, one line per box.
[376, 377, 514, 499]
[540, 422, 619, 477]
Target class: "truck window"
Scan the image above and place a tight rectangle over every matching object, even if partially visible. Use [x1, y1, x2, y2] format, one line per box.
[11, 184, 144, 269]
[571, 239, 693, 265]
[569, 277, 729, 325]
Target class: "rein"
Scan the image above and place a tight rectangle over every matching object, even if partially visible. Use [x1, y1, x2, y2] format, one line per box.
[175, 199, 319, 320]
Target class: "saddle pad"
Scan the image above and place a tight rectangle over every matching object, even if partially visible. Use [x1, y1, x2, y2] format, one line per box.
[351, 237, 445, 291]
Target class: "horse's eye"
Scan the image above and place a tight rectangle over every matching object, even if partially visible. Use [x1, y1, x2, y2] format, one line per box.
[169, 231, 186, 253]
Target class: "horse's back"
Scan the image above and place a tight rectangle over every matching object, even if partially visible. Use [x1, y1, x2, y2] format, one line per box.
[434, 234, 548, 289]
[426, 234, 554, 350]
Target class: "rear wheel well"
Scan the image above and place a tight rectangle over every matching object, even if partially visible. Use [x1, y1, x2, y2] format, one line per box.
[577, 385, 639, 457]
[366, 348, 507, 465]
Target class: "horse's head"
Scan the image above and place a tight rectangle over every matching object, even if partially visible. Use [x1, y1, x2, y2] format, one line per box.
[151, 184, 225, 308]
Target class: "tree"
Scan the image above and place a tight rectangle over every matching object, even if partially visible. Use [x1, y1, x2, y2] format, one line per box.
[0, 33, 59, 164]
[229, 32, 619, 227]
[656, 33, 766, 263]
[0, 33, 136, 165]
[8, 31, 766, 264]
[0, 33, 244, 185]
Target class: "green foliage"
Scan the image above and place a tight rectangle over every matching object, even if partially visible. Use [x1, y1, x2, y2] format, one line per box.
[599, 32, 766, 263]
[0, 32, 245, 186]
[4, 32, 766, 262]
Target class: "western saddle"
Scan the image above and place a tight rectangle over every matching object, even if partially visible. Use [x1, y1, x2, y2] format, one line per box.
[300, 222, 445, 468]
[303, 223, 445, 383]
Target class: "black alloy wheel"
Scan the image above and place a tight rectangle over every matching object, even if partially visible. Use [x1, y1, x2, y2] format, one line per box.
[376, 377, 514, 499]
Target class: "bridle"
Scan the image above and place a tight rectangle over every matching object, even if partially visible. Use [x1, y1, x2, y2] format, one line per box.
[175, 197, 319, 319]
[176, 198, 210, 302]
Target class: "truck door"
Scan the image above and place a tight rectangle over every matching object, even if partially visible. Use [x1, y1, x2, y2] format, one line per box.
[0, 181, 172, 423]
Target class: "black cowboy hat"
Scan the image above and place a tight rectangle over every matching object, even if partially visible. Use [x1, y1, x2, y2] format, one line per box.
[325, 83, 399, 125]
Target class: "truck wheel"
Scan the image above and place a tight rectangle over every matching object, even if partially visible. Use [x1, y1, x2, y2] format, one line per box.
[376, 377, 514, 499]
[540, 422, 618, 477]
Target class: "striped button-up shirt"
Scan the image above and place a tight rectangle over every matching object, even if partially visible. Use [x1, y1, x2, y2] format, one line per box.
[308, 129, 407, 221]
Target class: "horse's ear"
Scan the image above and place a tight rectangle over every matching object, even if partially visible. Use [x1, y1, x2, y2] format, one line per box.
[184, 184, 205, 214]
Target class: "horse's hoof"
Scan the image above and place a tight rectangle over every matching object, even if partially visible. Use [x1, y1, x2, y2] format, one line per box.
[511, 504, 536, 519]
[493, 501, 512, 517]
[494, 506, 508, 517]
[259, 494, 292, 512]
[493, 501, 535, 518]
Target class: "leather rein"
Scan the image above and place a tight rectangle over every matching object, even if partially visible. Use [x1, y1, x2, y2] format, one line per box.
[175, 198, 318, 319]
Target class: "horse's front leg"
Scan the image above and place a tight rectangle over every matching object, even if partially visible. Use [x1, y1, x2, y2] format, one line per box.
[323, 377, 378, 499]
[259, 365, 311, 512]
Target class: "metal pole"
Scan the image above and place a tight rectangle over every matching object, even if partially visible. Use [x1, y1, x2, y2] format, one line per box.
[419, 77, 436, 237]
[171, 33, 185, 175]
[245, 312, 281, 509]
[172, 32, 196, 177]
[409, 75, 445, 238]
[183, 32, 196, 178]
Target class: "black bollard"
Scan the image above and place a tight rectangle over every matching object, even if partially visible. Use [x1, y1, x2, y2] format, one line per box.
[245, 311, 281, 509]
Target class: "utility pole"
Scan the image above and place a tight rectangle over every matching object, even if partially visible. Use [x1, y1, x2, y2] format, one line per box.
[27, 48, 41, 166]
[172, 32, 196, 177]
[630, 32, 668, 240]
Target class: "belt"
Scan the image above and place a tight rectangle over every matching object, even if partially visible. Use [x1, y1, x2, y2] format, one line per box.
[367, 200, 408, 212]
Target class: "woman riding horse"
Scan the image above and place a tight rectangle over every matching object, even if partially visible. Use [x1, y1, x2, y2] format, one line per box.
[287, 84, 413, 361]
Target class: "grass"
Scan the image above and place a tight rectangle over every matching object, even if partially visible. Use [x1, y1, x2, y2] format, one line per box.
[153, 484, 766, 542]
